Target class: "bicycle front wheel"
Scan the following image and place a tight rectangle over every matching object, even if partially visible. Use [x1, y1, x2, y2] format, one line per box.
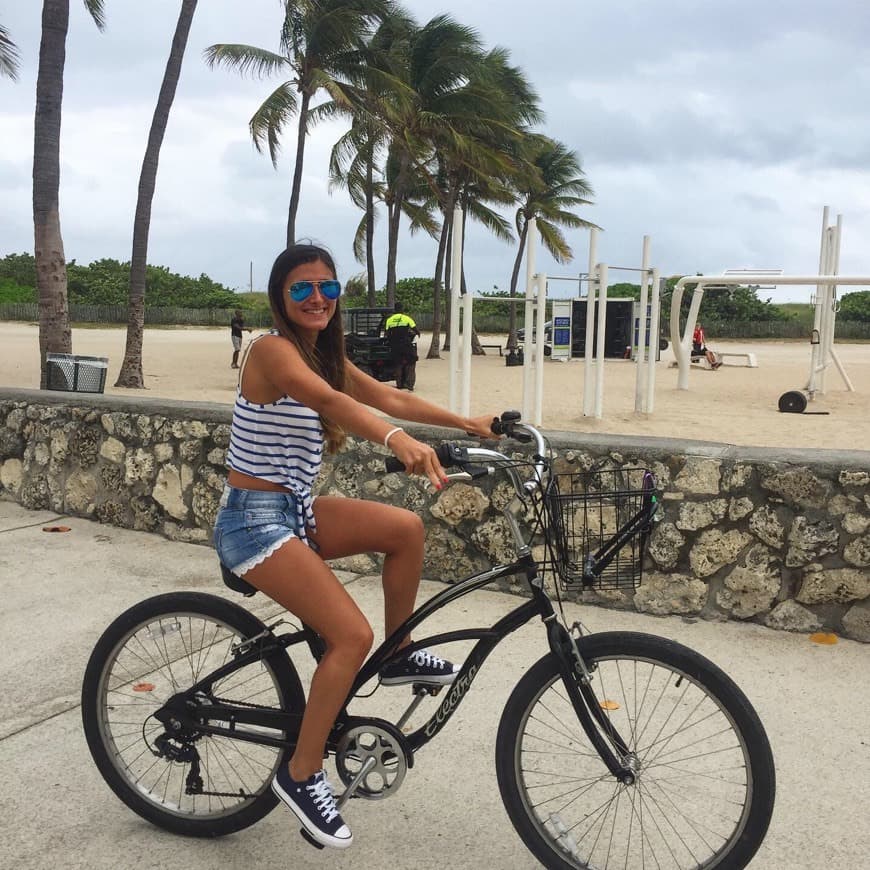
[496, 632, 775, 869]
[82, 592, 305, 837]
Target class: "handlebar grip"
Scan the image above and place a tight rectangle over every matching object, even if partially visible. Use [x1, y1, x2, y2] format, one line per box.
[384, 442, 469, 474]
[491, 410, 528, 440]
[384, 456, 406, 473]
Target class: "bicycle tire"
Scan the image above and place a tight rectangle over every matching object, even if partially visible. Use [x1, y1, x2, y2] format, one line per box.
[496, 632, 775, 869]
[81, 592, 305, 837]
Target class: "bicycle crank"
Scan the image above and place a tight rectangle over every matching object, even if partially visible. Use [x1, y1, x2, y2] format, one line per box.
[334, 718, 411, 800]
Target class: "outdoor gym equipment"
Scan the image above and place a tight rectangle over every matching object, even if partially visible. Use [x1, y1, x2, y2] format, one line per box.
[671, 207, 868, 397]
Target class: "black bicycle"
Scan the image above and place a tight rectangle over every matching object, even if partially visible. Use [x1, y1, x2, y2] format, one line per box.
[81, 412, 775, 869]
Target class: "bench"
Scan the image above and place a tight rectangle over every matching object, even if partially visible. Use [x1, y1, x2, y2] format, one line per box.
[480, 343, 503, 356]
[670, 351, 758, 370]
[717, 352, 758, 367]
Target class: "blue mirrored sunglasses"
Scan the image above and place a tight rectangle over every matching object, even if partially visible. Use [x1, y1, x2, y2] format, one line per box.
[288, 279, 342, 302]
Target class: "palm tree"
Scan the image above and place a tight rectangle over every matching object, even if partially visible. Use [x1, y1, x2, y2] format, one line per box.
[205, 0, 389, 246]
[329, 125, 438, 303]
[0, 23, 21, 79]
[328, 117, 381, 302]
[322, 9, 416, 301]
[34, 0, 105, 388]
[505, 135, 595, 350]
[421, 46, 542, 357]
[371, 14, 487, 303]
[115, 0, 198, 389]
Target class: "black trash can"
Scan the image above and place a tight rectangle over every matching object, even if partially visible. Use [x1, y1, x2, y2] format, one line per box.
[46, 353, 109, 393]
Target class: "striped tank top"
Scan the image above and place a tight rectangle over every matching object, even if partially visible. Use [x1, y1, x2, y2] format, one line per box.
[226, 333, 323, 541]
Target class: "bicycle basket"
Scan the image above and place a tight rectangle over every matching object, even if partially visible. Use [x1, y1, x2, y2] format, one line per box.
[543, 467, 658, 591]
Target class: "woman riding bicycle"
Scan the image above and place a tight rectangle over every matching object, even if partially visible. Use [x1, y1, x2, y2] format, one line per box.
[212, 242, 497, 849]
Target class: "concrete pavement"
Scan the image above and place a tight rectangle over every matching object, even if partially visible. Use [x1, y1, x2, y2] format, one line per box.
[1, 499, 868, 869]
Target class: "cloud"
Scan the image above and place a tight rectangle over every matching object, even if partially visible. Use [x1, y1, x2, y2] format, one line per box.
[1, 0, 869, 304]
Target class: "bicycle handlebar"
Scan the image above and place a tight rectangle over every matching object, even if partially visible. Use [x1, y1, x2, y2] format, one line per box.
[383, 411, 549, 498]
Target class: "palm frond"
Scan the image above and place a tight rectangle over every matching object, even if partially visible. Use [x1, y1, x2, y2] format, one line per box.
[249, 81, 299, 166]
[463, 199, 513, 243]
[203, 43, 292, 79]
[352, 213, 369, 264]
[0, 24, 21, 80]
[402, 200, 440, 238]
[536, 219, 574, 264]
[83, 0, 106, 31]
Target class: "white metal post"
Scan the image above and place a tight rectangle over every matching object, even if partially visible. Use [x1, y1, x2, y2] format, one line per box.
[582, 228, 598, 416]
[522, 218, 538, 422]
[461, 289, 473, 416]
[818, 224, 837, 394]
[634, 235, 651, 412]
[448, 206, 463, 413]
[645, 269, 661, 414]
[534, 272, 546, 425]
[594, 263, 608, 418]
[827, 214, 854, 391]
[807, 206, 829, 397]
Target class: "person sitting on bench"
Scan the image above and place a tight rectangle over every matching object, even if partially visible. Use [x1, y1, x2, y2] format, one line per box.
[692, 322, 722, 369]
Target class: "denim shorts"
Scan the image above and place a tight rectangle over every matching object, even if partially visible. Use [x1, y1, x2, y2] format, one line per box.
[213, 485, 316, 576]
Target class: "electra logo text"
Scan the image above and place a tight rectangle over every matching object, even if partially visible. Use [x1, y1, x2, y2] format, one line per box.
[424, 664, 478, 737]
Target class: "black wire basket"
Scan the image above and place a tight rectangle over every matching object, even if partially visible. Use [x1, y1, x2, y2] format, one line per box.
[541, 467, 658, 591]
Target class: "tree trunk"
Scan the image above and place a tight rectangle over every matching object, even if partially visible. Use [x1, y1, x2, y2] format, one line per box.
[385, 152, 410, 306]
[365, 154, 376, 304]
[116, 0, 198, 389]
[33, 0, 72, 389]
[286, 88, 312, 246]
[426, 217, 449, 359]
[505, 216, 528, 351]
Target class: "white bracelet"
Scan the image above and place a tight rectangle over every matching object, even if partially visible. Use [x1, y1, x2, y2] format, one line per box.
[383, 426, 404, 449]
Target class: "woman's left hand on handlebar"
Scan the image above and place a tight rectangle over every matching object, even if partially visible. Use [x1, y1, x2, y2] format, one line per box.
[390, 432, 448, 490]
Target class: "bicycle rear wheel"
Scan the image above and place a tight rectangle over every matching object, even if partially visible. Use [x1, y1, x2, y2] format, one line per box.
[82, 592, 305, 837]
[496, 632, 775, 869]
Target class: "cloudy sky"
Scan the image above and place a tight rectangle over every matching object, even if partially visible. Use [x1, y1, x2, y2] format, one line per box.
[2, 0, 869, 303]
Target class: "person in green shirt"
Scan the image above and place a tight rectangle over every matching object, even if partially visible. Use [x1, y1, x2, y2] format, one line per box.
[384, 303, 420, 390]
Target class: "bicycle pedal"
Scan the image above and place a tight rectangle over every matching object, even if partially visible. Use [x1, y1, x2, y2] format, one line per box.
[411, 682, 443, 696]
[299, 829, 325, 850]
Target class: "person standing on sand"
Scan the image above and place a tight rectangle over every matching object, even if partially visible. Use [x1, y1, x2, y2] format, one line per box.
[384, 302, 420, 391]
[230, 310, 252, 369]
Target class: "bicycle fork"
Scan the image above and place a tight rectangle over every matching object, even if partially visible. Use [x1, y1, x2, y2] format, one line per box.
[543, 615, 636, 786]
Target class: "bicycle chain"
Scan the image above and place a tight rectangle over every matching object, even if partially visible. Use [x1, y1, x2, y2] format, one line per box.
[158, 694, 280, 799]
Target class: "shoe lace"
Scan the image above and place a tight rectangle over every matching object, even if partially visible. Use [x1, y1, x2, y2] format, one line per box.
[307, 773, 339, 823]
[410, 649, 445, 669]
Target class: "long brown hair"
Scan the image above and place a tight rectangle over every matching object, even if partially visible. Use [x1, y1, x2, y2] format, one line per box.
[267, 244, 348, 453]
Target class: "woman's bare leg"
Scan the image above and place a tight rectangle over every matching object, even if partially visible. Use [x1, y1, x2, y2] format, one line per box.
[311, 497, 425, 644]
[243, 537, 374, 780]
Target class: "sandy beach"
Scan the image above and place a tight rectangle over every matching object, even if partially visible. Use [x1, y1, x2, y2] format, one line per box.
[2, 321, 867, 450]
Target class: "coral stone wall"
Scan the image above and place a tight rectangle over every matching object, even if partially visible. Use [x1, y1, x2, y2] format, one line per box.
[1, 387, 869, 642]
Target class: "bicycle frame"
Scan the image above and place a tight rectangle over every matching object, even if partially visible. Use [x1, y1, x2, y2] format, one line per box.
[154, 556, 545, 752]
[155, 553, 634, 784]
[155, 421, 646, 784]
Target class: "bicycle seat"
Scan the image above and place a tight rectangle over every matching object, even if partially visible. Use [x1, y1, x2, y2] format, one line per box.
[220, 563, 258, 597]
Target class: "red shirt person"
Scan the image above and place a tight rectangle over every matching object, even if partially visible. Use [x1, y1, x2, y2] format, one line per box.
[692, 323, 721, 369]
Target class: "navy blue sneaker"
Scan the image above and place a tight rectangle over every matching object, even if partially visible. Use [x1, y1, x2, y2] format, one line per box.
[379, 648, 459, 685]
[272, 767, 352, 849]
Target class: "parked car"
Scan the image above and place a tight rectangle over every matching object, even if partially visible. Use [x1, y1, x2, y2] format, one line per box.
[516, 320, 552, 343]
[343, 307, 396, 381]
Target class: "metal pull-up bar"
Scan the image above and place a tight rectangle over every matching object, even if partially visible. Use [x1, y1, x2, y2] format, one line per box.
[670, 273, 870, 390]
